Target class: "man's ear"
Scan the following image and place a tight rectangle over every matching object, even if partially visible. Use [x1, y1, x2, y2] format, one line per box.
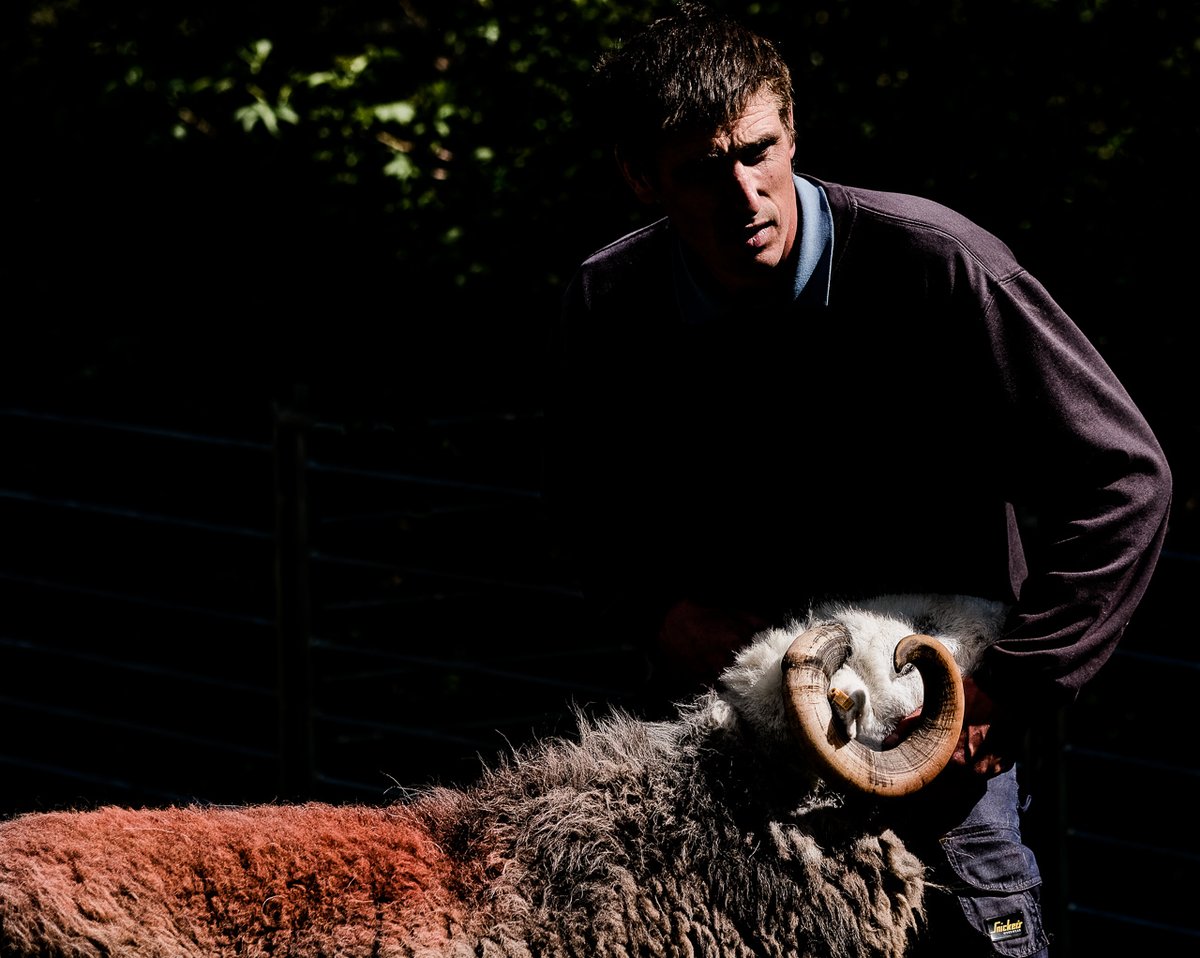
[616, 148, 659, 206]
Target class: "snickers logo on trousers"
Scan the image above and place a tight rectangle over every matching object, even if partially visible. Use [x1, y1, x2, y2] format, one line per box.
[989, 913, 1026, 942]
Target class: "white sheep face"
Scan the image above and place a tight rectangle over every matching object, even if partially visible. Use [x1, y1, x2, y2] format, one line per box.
[825, 608, 934, 748]
[716, 593, 1008, 749]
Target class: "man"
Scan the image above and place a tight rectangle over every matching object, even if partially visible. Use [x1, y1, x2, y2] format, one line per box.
[550, 6, 1171, 956]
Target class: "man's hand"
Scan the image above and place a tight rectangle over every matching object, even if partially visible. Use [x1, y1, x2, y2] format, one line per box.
[884, 675, 1015, 777]
[952, 675, 1014, 776]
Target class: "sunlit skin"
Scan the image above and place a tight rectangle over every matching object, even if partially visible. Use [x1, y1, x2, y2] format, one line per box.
[621, 89, 799, 297]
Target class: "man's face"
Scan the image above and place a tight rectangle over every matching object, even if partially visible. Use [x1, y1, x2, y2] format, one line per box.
[626, 90, 798, 296]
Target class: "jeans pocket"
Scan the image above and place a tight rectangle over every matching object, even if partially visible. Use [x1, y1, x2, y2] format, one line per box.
[940, 824, 1051, 958]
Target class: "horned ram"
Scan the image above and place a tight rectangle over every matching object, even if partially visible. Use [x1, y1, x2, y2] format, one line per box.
[0, 592, 1006, 958]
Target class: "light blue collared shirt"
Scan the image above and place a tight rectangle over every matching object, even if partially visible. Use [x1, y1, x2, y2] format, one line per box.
[673, 174, 834, 325]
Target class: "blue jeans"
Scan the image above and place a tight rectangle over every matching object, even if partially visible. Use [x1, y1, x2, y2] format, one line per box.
[898, 765, 1051, 957]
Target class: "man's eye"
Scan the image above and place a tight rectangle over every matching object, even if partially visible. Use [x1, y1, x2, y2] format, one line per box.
[742, 145, 773, 165]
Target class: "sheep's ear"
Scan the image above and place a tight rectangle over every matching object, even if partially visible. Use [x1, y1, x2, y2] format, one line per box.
[829, 687, 864, 739]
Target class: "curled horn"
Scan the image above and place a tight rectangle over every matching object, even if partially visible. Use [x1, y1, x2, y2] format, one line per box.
[781, 623, 965, 798]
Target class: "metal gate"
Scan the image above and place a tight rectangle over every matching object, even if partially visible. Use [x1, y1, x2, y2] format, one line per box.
[0, 403, 1194, 954]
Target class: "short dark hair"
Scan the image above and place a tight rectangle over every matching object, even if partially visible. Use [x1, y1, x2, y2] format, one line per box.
[593, 3, 794, 173]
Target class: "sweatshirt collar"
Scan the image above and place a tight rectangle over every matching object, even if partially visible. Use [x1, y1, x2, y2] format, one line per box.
[673, 174, 834, 325]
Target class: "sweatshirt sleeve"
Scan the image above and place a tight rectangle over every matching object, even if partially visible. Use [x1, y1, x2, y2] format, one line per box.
[977, 267, 1172, 714]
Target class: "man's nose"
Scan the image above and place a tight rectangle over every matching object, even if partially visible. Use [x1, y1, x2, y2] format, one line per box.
[726, 162, 761, 212]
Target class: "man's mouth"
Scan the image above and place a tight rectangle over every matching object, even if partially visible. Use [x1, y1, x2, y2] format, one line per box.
[742, 222, 773, 249]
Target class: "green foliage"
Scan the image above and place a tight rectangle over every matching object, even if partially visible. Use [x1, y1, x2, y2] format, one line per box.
[3, 0, 1198, 419]
[87, 3, 666, 255]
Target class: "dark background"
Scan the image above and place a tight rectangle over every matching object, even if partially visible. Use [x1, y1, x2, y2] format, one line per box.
[1, 1, 1197, 954]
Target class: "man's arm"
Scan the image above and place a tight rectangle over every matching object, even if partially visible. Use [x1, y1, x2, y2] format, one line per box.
[976, 267, 1172, 723]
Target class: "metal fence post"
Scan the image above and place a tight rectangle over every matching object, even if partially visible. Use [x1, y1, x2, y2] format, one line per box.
[273, 404, 314, 798]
